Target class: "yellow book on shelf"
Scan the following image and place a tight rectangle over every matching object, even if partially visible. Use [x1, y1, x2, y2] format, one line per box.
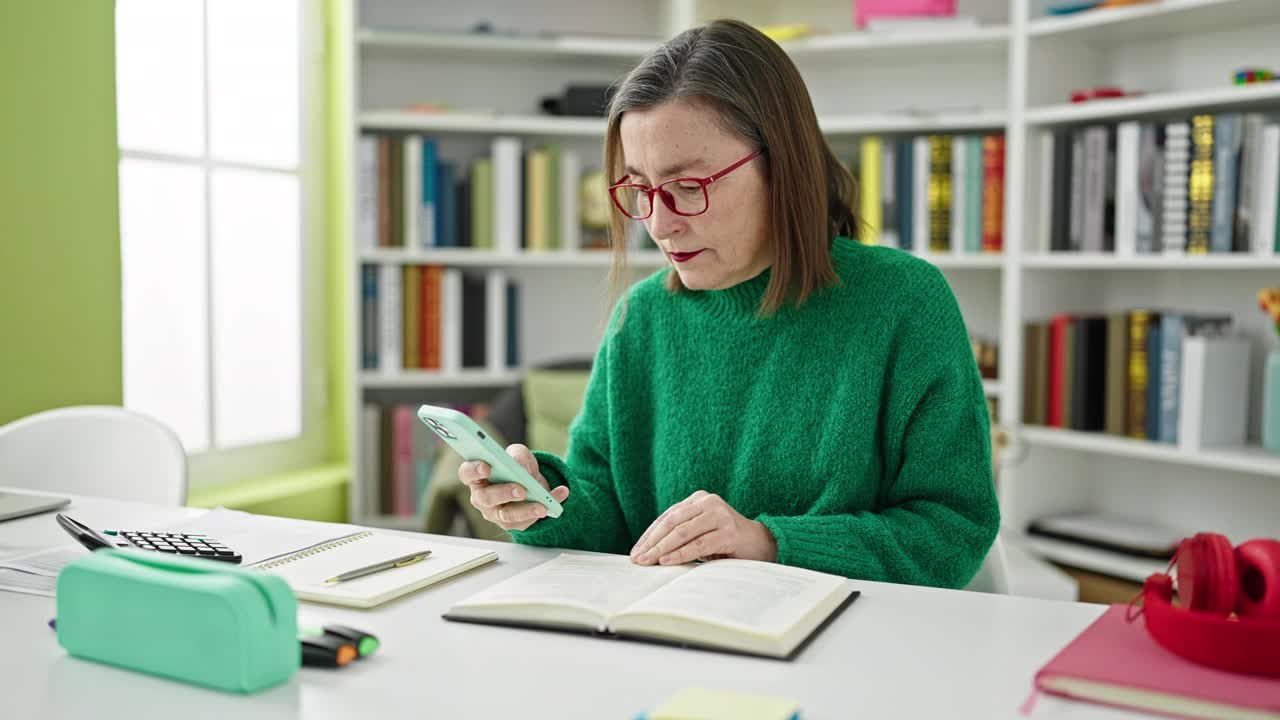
[402, 265, 420, 369]
[545, 144, 560, 250]
[525, 148, 549, 251]
[471, 158, 493, 250]
[928, 135, 953, 253]
[1188, 114, 1214, 255]
[859, 136, 882, 245]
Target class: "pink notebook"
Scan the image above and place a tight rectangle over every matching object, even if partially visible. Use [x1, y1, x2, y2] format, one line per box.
[1031, 605, 1280, 719]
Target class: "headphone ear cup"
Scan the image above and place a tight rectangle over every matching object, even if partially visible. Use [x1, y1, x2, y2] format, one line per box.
[1176, 533, 1237, 615]
[1234, 539, 1280, 619]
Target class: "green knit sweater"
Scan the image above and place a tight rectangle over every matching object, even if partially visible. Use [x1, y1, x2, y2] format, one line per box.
[512, 238, 999, 588]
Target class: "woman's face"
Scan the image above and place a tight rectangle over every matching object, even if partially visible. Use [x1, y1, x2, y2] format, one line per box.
[619, 100, 770, 291]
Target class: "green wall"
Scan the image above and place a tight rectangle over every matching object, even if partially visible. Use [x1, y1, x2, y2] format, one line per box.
[327, 0, 353, 465]
[0, 1, 122, 426]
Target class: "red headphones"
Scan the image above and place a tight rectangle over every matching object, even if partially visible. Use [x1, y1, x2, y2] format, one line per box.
[1137, 533, 1280, 677]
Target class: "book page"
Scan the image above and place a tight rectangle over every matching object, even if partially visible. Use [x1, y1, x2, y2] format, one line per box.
[451, 553, 690, 619]
[616, 559, 848, 638]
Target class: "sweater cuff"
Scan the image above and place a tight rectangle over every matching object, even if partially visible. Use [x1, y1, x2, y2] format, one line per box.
[531, 450, 569, 490]
[757, 514, 867, 578]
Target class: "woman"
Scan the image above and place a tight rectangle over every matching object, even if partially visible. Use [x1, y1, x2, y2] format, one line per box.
[457, 18, 999, 588]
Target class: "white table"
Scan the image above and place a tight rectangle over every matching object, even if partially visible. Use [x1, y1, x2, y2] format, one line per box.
[1, 491, 1144, 720]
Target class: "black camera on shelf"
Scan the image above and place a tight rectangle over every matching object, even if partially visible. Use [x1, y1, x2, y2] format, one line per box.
[540, 85, 615, 118]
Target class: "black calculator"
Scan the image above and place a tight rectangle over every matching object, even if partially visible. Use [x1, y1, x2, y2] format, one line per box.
[56, 513, 243, 564]
[113, 530, 242, 563]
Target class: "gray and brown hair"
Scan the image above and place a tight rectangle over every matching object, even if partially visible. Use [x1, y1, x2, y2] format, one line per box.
[603, 18, 857, 316]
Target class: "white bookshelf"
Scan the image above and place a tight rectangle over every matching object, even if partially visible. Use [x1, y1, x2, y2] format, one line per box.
[1022, 535, 1168, 584]
[359, 109, 1009, 138]
[1027, 0, 1280, 40]
[1026, 83, 1280, 126]
[1022, 254, 1280, 270]
[359, 111, 607, 136]
[779, 25, 1009, 59]
[1005, 0, 1280, 586]
[361, 369, 522, 390]
[1021, 426, 1280, 478]
[358, 248, 669, 268]
[343, 0, 1280, 586]
[818, 111, 1007, 134]
[358, 29, 660, 59]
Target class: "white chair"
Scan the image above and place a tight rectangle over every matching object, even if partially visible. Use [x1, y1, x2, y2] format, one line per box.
[0, 406, 187, 505]
[964, 533, 1010, 595]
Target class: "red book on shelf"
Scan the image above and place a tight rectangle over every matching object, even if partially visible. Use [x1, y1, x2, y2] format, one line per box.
[392, 405, 416, 517]
[420, 265, 441, 370]
[982, 134, 1005, 253]
[1047, 314, 1071, 427]
[1029, 605, 1280, 719]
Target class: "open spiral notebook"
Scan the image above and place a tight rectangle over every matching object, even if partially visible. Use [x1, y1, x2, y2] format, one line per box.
[250, 531, 498, 608]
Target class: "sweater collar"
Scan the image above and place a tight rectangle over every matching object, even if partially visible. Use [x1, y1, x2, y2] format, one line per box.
[695, 237, 857, 321]
[701, 265, 774, 320]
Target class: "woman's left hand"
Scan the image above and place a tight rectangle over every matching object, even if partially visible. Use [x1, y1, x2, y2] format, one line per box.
[629, 490, 777, 566]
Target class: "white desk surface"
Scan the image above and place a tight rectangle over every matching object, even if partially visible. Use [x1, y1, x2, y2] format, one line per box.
[1, 490, 1147, 720]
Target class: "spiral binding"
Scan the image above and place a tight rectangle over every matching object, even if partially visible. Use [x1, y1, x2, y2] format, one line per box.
[256, 531, 373, 570]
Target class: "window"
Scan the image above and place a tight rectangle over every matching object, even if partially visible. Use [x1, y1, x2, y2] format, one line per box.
[116, 0, 326, 481]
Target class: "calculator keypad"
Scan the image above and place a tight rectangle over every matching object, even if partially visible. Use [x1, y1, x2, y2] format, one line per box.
[121, 531, 242, 564]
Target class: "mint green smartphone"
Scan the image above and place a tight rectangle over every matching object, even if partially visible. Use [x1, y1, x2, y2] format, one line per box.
[417, 404, 563, 518]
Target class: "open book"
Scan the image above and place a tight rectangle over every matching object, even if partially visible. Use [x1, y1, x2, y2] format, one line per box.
[444, 554, 858, 660]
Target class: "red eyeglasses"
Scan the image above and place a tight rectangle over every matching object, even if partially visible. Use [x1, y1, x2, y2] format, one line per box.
[608, 149, 763, 220]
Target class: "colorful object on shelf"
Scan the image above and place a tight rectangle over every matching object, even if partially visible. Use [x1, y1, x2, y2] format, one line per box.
[1235, 68, 1277, 85]
[755, 23, 816, 41]
[1261, 288, 1280, 335]
[1045, 1, 1103, 15]
[854, 0, 956, 28]
[1262, 289, 1280, 454]
[1069, 86, 1134, 103]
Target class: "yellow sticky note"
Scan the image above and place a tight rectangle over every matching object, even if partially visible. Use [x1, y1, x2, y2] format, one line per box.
[645, 687, 800, 720]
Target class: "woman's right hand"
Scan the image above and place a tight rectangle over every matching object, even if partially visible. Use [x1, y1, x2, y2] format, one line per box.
[458, 443, 571, 531]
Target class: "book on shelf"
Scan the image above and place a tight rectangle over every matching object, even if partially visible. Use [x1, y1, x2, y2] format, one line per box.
[356, 133, 587, 254]
[1024, 312, 1244, 450]
[1027, 513, 1184, 560]
[863, 17, 979, 33]
[1190, 114, 1216, 253]
[360, 264, 521, 374]
[928, 135, 952, 253]
[850, 132, 1002, 254]
[361, 402, 489, 518]
[443, 553, 859, 660]
[1039, 114, 1280, 256]
[860, 135, 883, 245]
[880, 140, 899, 249]
[981, 134, 1005, 252]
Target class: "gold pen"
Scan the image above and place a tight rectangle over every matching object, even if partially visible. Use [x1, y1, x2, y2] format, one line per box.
[324, 550, 432, 583]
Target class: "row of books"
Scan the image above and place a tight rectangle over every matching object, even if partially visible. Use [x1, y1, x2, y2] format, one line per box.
[1023, 312, 1250, 450]
[1037, 114, 1280, 255]
[360, 402, 488, 517]
[360, 265, 520, 373]
[971, 335, 999, 380]
[357, 134, 609, 253]
[854, 134, 1006, 254]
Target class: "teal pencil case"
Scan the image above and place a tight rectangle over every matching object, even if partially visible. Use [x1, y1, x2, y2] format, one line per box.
[56, 548, 300, 693]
